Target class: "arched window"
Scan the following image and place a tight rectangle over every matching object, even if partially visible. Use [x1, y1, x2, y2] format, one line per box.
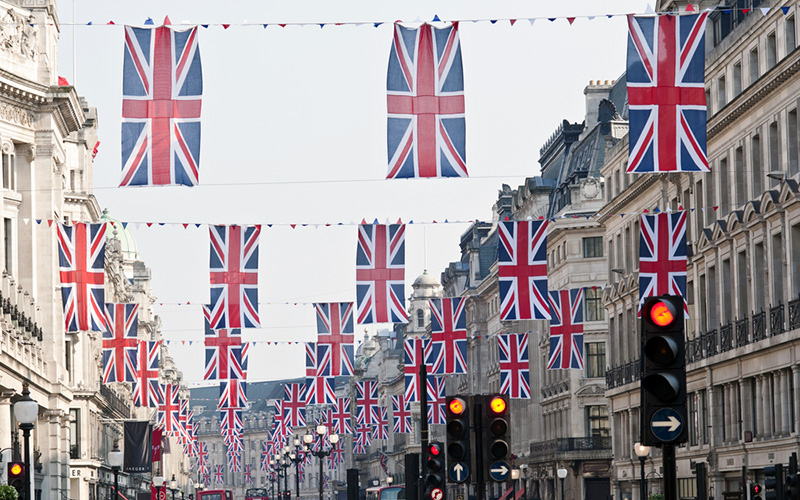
[417, 309, 424, 327]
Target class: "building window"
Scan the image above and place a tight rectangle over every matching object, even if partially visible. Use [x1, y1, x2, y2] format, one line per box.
[585, 287, 605, 322]
[717, 75, 727, 110]
[587, 406, 609, 438]
[767, 32, 777, 68]
[689, 392, 699, 445]
[752, 134, 762, 196]
[733, 62, 742, 95]
[788, 16, 797, 53]
[750, 47, 760, 84]
[4, 218, 11, 275]
[69, 409, 80, 459]
[585, 342, 606, 378]
[583, 237, 602, 258]
[416, 309, 424, 328]
[2, 152, 14, 191]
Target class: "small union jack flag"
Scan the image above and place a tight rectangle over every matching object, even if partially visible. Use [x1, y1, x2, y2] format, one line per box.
[331, 398, 353, 435]
[197, 441, 208, 470]
[315, 302, 355, 376]
[207, 225, 261, 329]
[498, 220, 550, 321]
[121, 22, 202, 186]
[498, 333, 530, 399]
[547, 289, 585, 370]
[219, 379, 248, 409]
[372, 407, 389, 440]
[639, 212, 688, 314]
[244, 464, 253, 484]
[101, 303, 139, 383]
[203, 470, 211, 486]
[391, 395, 412, 434]
[404, 337, 431, 402]
[158, 384, 181, 435]
[354, 425, 371, 454]
[284, 383, 307, 428]
[356, 380, 379, 426]
[203, 307, 244, 381]
[356, 224, 407, 324]
[306, 341, 317, 378]
[379, 451, 389, 475]
[328, 442, 345, 469]
[260, 442, 270, 472]
[133, 340, 161, 407]
[427, 298, 467, 375]
[272, 400, 289, 440]
[626, 13, 709, 173]
[57, 222, 107, 332]
[214, 464, 224, 484]
[427, 375, 446, 425]
[386, 22, 467, 178]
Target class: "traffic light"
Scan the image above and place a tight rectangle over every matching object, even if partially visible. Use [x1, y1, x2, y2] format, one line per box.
[483, 394, 510, 482]
[423, 442, 445, 500]
[640, 295, 687, 446]
[765, 464, 784, 500]
[7, 461, 23, 495]
[786, 454, 799, 500]
[752, 484, 764, 500]
[445, 396, 470, 483]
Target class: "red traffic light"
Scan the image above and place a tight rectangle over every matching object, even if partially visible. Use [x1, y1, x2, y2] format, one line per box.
[427, 443, 442, 456]
[649, 300, 676, 327]
[8, 463, 22, 476]
[489, 396, 507, 414]
[448, 397, 466, 416]
[753, 485, 762, 493]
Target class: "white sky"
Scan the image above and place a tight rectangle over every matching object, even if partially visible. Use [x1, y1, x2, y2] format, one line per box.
[55, 0, 648, 385]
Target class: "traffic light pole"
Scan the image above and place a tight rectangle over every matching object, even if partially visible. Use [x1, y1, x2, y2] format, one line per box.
[419, 363, 429, 500]
[663, 444, 676, 500]
[474, 398, 485, 500]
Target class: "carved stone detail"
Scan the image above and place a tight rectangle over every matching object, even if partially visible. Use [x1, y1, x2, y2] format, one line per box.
[0, 8, 37, 59]
[0, 103, 35, 128]
[581, 177, 601, 200]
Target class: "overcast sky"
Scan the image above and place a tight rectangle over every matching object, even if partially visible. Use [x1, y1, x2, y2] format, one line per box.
[55, 0, 648, 385]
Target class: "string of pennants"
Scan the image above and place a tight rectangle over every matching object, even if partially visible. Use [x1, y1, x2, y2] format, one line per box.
[18, 5, 797, 28]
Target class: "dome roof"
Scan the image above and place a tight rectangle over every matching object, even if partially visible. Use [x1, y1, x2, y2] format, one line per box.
[412, 270, 440, 288]
[100, 209, 139, 260]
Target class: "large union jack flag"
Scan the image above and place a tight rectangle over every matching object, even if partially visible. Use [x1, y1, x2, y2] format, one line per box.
[331, 398, 353, 435]
[404, 337, 431, 402]
[387, 22, 466, 179]
[219, 379, 248, 409]
[203, 307, 244, 381]
[315, 303, 355, 376]
[391, 395, 412, 434]
[57, 222, 107, 332]
[356, 380, 380, 426]
[306, 375, 335, 406]
[284, 383, 307, 428]
[208, 225, 261, 329]
[426, 375, 446, 425]
[158, 384, 181, 435]
[639, 212, 688, 314]
[133, 340, 161, 407]
[427, 298, 467, 375]
[547, 289, 584, 370]
[356, 224, 407, 324]
[626, 13, 709, 173]
[498, 220, 550, 321]
[121, 22, 202, 186]
[101, 303, 139, 383]
[498, 333, 530, 398]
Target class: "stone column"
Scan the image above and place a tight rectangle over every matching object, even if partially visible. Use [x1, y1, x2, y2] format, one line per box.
[754, 375, 764, 438]
[774, 371, 783, 436]
[740, 378, 752, 440]
[724, 384, 733, 443]
[0, 390, 17, 454]
[780, 369, 792, 435]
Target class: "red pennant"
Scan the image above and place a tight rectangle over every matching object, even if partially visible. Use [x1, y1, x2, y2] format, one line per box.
[146, 223, 153, 227]
[279, 24, 287, 28]
[222, 24, 230, 29]
[48, 220, 53, 227]
[678, 205, 684, 211]
[360, 219, 367, 224]
[685, 3, 696, 11]
[163, 16, 172, 25]
[396, 218, 403, 224]
[183, 223, 188, 229]
[742, 8, 751, 14]
[510, 19, 517, 26]
[290, 224, 296, 229]
[713, 206, 719, 211]
[567, 17, 576, 25]
[107, 21, 115, 25]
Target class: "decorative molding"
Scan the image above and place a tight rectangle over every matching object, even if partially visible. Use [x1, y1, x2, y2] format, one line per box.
[0, 102, 35, 128]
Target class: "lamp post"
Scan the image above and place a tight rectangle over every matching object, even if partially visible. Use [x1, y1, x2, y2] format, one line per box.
[556, 468, 568, 500]
[288, 435, 305, 499]
[634, 443, 651, 500]
[14, 383, 37, 500]
[512, 469, 520, 500]
[280, 456, 291, 500]
[108, 440, 124, 499]
[153, 475, 165, 500]
[169, 474, 178, 500]
[387, 477, 393, 486]
[305, 424, 339, 500]
[270, 459, 278, 500]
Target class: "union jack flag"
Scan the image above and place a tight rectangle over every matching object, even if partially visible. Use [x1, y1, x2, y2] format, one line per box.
[626, 13, 709, 173]
[306, 375, 335, 406]
[273, 400, 289, 439]
[260, 442, 270, 472]
[101, 303, 139, 383]
[121, 22, 202, 186]
[133, 340, 161, 407]
[207, 225, 261, 329]
[158, 384, 181, 435]
[197, 441, 208, 470]
[426, 375, 446, 425]
[427, 298, 467, 375]
[639, 212, 689, 314]
[214, 464, 224, 484]
[284, 383, 306, 427]
[315, 303, 355, 376]
[228, 449, 241, 473]
[356, 224, 407, 324]
[306, 341, 317, 377]
[386, 22, 467, 178]
[354, 425, 371, 454]
[355, 380, 379, 425]
[547, 289, 585, 370]
[203, 470, 211, 486]
[220, 408, 243, 433]
[372, 407, 389, 440]
[498, 333, 530, 399]
[219, 379, 248, 409]
[244, 464, 253, 484]
[178, 399, 189, 445]
[391, 395, 412, 434]
[379, 451, 389, 475]
[203, 308, 244, 381]
[328, 442, 345, 469]
[331, 398, 353, 435]
[498, 220, 550, 321]
[57, 222, 107, 332]
[404, 337, 431, 402]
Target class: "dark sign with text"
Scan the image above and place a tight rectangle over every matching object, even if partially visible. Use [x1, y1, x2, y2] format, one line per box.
[123, 421, 152, 473]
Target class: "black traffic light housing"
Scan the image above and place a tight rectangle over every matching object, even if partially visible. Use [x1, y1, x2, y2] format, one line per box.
[423, 442, 445, 500]
[786, 454, 799, 500]
[483, 394, 510, 482]
[752, 484, 764, 500]
[445, 396, 470, 483]
[640, 295, 687, 445]
[7, 461, 23, 495]
[765, 464, 785, 500]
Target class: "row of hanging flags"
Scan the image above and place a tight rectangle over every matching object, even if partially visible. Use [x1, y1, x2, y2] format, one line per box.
[117, 9, 718, 185]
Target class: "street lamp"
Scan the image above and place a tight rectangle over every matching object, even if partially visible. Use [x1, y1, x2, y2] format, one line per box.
[108, 440, 124, 500]
[556, 468, 568, 500]
[288, 435, 306, 499]
[387, 477, 393, 485]
[169, 474, 178, 500]
[14, 383, 37, 500]
[305, 425, 339, 500]
[634, 442, 651, 500]
[280, 457, 291, 499]
[154, 475, 165, 499]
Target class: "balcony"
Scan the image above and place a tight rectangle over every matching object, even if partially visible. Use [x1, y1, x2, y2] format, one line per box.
[100, 384, 131, 418]
[605, 361, 640, 390]
[529, 437, 611, 463]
